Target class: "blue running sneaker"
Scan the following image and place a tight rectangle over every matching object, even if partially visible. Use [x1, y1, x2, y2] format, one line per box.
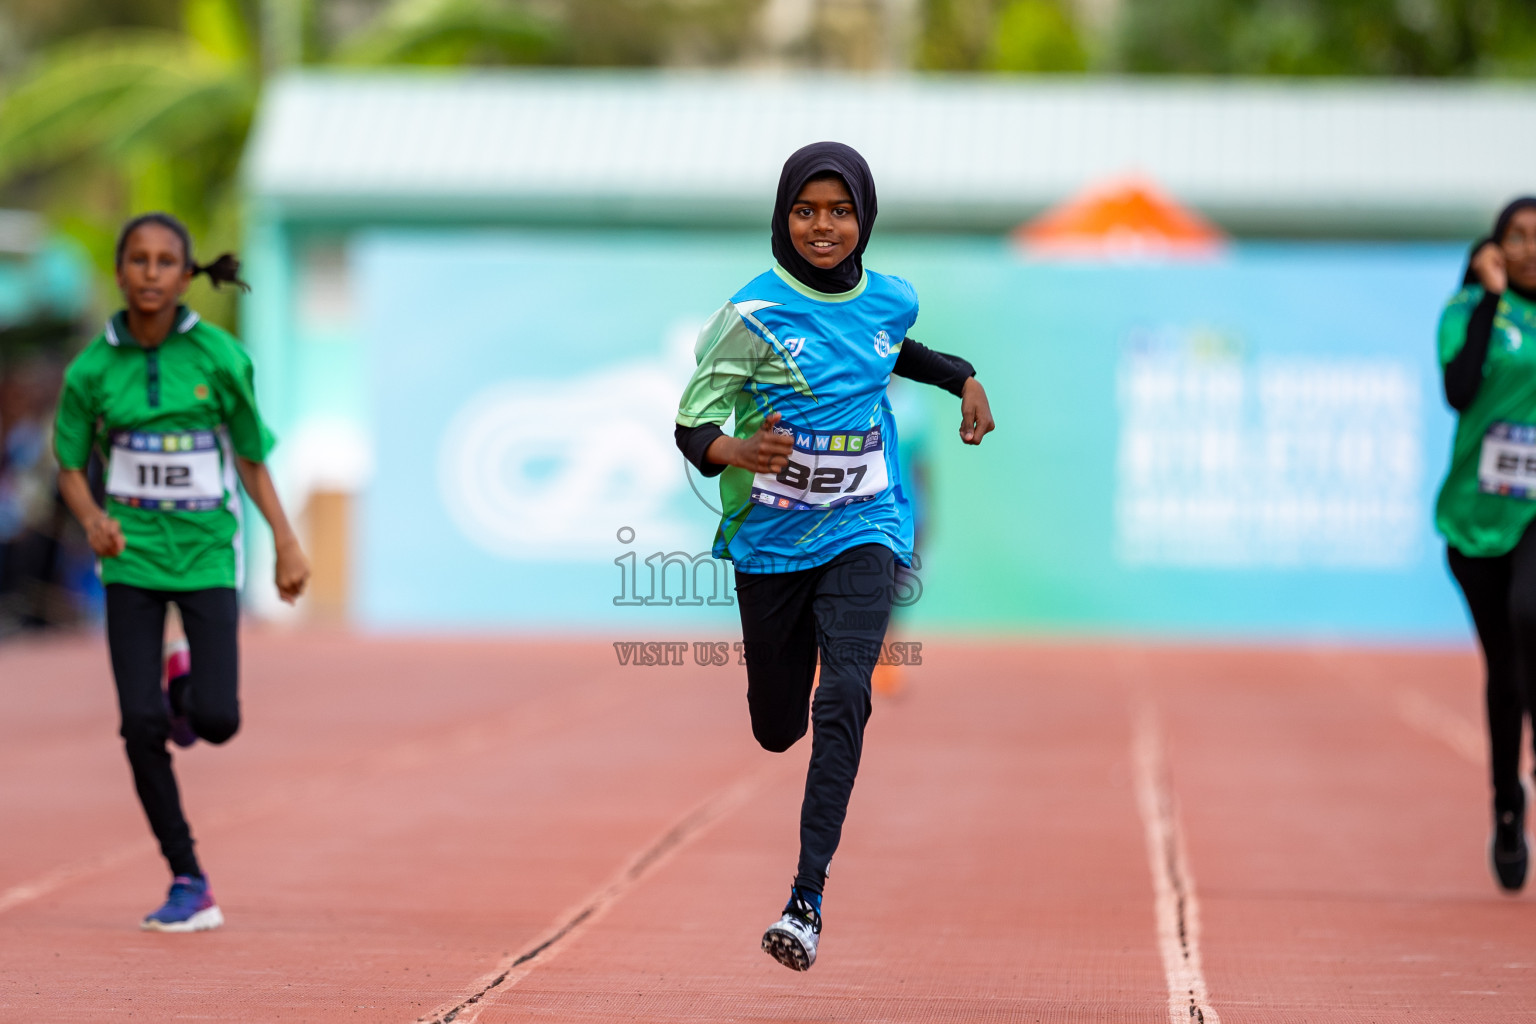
[762, 887, 820, 971]
[163, 639, 196, 749]
[141, 875, 223, 933]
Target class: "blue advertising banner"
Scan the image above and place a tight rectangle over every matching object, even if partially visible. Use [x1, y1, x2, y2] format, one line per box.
[355, 230, 1471, 641]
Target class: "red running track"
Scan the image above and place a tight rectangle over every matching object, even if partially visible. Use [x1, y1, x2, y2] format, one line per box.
[0, 634, 1532, 1021]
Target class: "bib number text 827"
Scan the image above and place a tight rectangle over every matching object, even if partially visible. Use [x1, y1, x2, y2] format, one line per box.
[776, 460, 868, 494]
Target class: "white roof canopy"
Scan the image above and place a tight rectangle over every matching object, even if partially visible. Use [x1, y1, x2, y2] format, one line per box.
[245, 71, 1536, 236]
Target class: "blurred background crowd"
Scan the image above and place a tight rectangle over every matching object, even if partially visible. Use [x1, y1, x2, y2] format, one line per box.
[3, 0, 1536, 640]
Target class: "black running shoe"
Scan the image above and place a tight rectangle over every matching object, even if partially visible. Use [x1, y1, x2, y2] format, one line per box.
[1492, 808, 1529, 893]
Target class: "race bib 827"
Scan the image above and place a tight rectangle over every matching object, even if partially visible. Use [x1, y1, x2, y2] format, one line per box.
[1479, 421, 1536, 499]
[751, 422, 889, 511]
[106, 431, 226, 511]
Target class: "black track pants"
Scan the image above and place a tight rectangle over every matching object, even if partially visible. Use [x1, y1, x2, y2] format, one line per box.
[734, 544, 897, 895]
[105, 584, 240, 879]
[1447, 525, 1536, 818]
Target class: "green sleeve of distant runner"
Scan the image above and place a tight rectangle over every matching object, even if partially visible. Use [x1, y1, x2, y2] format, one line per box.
[1438, 286, 1481, 366]
[220, 345, 276, 462]
[53, 349, 100, 472]
[1433, 289, 1536, 557]
[676, 304, 768, 428]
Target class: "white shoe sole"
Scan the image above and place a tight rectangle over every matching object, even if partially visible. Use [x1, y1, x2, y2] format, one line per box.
[762, 926, 814, 971]
[142, 905, 224, 933]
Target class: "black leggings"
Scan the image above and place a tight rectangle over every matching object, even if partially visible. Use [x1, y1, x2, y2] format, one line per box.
[105, 584, 240, 879]
[735, 544, 897, 895]
[1447, 525, 1536, 817]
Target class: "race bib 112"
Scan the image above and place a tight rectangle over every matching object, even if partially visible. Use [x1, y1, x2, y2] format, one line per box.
[1479, 421, 1536, 499]
[751, 422, 889, 511]
[106, 431, 226, 511]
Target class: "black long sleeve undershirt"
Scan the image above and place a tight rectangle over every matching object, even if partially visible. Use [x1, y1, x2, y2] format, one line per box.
[675, 421, 727, 477]
[892, 337, 976, 396]
[674, 336, 978, 475]
[1442, 279, 1536, 412]
[1445, 290, 1502, 412]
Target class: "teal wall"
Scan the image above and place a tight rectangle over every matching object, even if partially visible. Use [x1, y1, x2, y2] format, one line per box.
[0, 234, 92, 329]
[305, 227, 1470, 641]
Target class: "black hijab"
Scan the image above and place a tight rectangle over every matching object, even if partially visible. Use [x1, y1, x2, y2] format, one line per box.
[771, 142, 878, 294]
[1461, 195, 1536, 287]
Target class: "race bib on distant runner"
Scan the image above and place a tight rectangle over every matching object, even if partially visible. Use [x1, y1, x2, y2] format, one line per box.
[106, 431, 226, 511]
[1479, 421, 1536, 499]
[751, 423, 889, 511]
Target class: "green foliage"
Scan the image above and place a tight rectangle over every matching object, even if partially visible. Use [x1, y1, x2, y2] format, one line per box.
[331, 0, 754, 69]
[0, 0, 183, 67]
[1120, 0, 1536, 76]
[556, 0, 755, 67]
[989, 0, 1086, 72]
[335, 0, 561, 66]
[0, 35, 244, 177]
[0, 0, 571, 322]
[3, 0, 1532, 329]
[919, 0, 1536, 75]
[184, 0, 254, 63]
[0, 0, 765, 323]
[0, 8, 256, 322]
[921, 0, 1086, 71]
[921, 0, 999, 69]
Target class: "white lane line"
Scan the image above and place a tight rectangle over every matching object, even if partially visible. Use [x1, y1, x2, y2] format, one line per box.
[1392, 687, 1483, 765]
[0, 840, 156, 915]
[1132, 700, 1221, 1024]
[0, 679, 630, 918]
[417, 762, 781, 1024]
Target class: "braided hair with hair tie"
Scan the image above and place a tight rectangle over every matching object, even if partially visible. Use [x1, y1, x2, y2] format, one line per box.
[114, 212, 251, 292]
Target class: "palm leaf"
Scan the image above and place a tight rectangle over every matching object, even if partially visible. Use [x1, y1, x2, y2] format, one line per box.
[337, 0, 563, 66]
[0, 31, 253, 183]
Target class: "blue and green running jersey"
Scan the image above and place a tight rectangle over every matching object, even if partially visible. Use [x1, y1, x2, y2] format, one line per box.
[676, 264, 920, 573]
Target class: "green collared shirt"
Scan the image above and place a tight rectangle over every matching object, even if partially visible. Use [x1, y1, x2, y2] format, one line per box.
[1436, 286, 1536, 557]
[54, 306, 275, 591]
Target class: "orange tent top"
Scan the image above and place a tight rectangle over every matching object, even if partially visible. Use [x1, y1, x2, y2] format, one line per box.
[1014, 177, 1227, 258]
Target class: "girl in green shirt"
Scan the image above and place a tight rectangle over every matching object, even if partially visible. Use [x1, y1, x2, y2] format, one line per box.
[54, 213, 310, 931]
[1437, 196, 1536, 893]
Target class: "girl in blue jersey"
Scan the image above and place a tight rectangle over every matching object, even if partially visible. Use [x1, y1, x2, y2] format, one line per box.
[674, 142, 994, 970]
